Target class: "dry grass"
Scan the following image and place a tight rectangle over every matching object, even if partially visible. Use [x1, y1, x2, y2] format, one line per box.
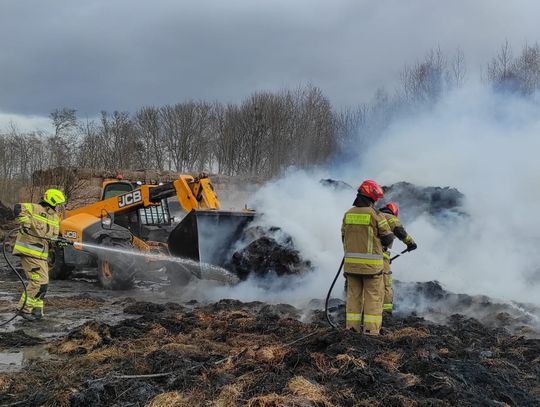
[335, 353, 367, 370]
[46, 296, 101, 309]
[145, 391, 185, 407]
[386, 327, 429, 340]
[212, 383, 244, 407]
[287, 376, 334, 406]
[0, 374, 11, 393]
[398, 373, 421, 387]
[374, 351, 403, 372]
[255, 345, 289, 364]
[247, 393, 288, 407]
[51, 325, 103, 354]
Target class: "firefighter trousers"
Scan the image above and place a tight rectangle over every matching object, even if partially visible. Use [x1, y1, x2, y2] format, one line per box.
[17, 255, 49, 315]
[345, 273, 384, 335]
[383, 272, 393, 313]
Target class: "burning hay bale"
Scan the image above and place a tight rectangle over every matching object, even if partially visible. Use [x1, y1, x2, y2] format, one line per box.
[1, 299, 539, 406]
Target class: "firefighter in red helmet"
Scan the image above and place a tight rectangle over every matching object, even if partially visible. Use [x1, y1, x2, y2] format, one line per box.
[379, 201, 417, 313]
[341, 180, 394, 335]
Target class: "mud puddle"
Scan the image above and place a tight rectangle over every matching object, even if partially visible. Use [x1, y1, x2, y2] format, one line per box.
[0, 344, 61, 373]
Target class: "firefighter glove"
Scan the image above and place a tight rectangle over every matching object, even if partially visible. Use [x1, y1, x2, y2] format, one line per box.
[407, 242, 417, 252]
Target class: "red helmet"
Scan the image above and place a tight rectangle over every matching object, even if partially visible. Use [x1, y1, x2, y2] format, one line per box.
[358, 180, 384, 202]
[382, 201, 399, 217]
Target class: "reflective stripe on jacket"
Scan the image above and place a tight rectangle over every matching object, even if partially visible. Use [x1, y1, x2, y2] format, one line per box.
[341, 206, 393, 275]
[13, 203, 60, 260]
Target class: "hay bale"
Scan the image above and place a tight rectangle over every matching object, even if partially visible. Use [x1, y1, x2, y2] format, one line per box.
[145, 391, 186, 407]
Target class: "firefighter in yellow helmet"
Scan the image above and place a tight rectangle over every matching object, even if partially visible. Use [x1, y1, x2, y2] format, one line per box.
[379, 202, 417, 314]
[341, 180, 394, 335]
[12, 189, 65, 321]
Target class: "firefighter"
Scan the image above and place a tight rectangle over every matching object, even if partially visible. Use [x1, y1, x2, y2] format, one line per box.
[379, 202, 417, 314]
[12, 189, 65, 321]
[341, 180, 394, 335]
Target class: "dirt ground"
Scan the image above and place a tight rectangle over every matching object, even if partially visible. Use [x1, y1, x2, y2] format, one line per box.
[1, 263, 539, 406]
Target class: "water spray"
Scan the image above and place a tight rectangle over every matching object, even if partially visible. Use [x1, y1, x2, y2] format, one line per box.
[75, 241, 240, 284]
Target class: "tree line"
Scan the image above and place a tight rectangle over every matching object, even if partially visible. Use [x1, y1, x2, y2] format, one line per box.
[0, 42, 539, 204]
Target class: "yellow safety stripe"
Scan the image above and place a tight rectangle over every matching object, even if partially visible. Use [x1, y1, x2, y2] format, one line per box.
[363, 314, 382, 322]
[388, 216, 398, 227]
[345, 213, 371, 225]
[20, 293, 36, 306]
[383, 303, 393, 311]
[383, 252, 390, 259]
[17, 216, 30, 223]
[23, 203, 33, 213]
[31, 273, 41, 280]
[378, 218, 389, 228]
[404, 235, 413, 244]
[367, 226, 373, 253]
[346, 313, 362, 321]
[388, 276, 393, 285]
[34, 299, 44, 308]
[31, 213, 59, 227]
[345, 257, 383, 266]
[13, 244, 48, 259]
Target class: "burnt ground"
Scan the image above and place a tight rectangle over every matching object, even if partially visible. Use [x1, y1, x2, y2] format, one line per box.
[0, 273, 539, 406]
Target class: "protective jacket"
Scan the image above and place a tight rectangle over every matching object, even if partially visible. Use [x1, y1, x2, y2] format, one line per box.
[381, 212, 415, 272]
[13, 203, 60, 260]
[341, 195, 394, 275]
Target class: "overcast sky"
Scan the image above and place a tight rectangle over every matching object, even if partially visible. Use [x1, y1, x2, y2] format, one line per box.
[1, 0, 539, 130]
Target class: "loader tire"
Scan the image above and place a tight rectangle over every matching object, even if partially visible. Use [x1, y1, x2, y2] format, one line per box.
[165, 262, 194, 287]
[97, 237, 138, 290]
[48, 247, 74, 280]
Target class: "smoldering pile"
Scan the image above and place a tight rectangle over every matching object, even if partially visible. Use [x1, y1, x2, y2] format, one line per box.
[1, 296, 538, 406]
[228, 226, 312, 279]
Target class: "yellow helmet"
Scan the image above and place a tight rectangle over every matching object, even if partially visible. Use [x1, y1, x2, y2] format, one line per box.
[43, 188, 66, 207]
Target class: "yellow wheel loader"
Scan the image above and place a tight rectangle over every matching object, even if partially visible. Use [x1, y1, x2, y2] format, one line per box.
[49, 174, 254, 289]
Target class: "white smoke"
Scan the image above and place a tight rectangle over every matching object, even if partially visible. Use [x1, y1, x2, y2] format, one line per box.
[205, 85, 540, 308]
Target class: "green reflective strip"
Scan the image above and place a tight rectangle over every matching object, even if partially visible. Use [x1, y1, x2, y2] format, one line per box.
[31, 273, 41, 280]
[378, 218, 389, 228]
[32, 213, 59, 226]
[34, 299, 44, 308]
[346, 313, 362, 321]
[18, 216, 30, 223]
[345, 213, 371, 225]
[383, 303, 393, 311]
[367, 226, 373, 253]
[404, 235, 413, 244]
[383, 252, 390, 259]
[363, 314, 382, 322]
[13, 244, 48, 259]
[387, 216, 397, 226]
[345, 257, 383, 266]
[23, 203, 33, 213]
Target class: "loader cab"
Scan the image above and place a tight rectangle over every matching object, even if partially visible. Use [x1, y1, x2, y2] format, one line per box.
[101, 180, 173, 242]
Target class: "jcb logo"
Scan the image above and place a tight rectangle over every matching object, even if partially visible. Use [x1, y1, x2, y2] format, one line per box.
[118, 190, 142, 208]
[63, 231, 78, 239]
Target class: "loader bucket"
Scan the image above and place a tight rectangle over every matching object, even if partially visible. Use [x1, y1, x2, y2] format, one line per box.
[167, 210, 255, 271]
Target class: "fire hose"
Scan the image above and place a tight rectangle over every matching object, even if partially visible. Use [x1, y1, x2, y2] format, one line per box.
[1, 228, 73, 327]
[324, 248, 409, 330]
